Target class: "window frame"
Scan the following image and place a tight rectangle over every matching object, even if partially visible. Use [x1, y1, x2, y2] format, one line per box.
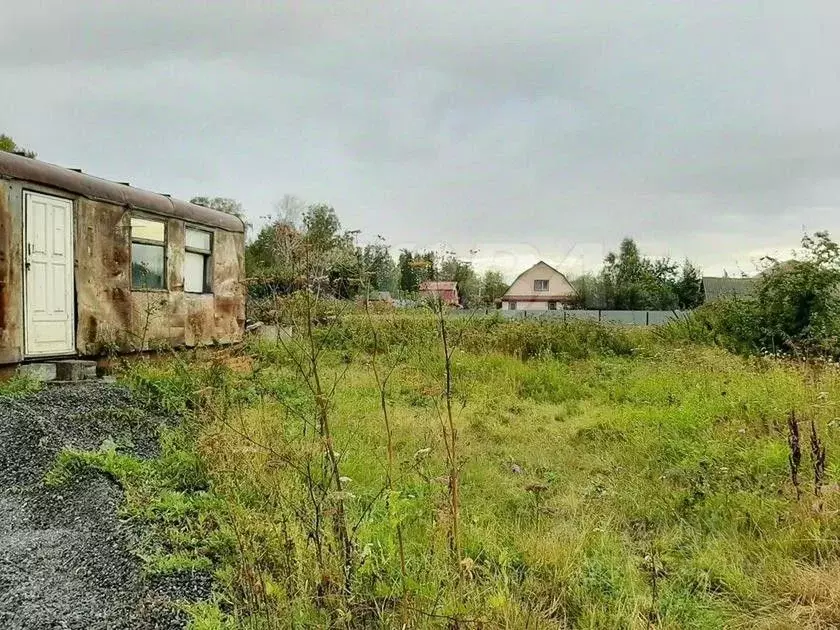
[534, 279, 549, 292]
[130, 214, 167, 291]
[184, 225, 214, 294]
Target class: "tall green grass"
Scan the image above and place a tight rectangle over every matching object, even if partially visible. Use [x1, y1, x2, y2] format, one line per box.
[59, 315, 840, 628]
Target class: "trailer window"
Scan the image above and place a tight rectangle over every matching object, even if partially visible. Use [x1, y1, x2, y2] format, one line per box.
[184, 227, 213, 293]
[131, 217, 166, 290]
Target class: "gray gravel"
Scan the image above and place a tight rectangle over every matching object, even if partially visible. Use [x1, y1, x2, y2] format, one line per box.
[0, 382, 210, 629]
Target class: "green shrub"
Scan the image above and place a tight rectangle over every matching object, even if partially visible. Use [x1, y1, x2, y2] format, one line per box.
[661, 232, 840, 358]
[0, 373, 42, 397]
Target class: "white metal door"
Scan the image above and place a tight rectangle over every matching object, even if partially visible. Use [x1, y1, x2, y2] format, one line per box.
[24, 192, 75, 356]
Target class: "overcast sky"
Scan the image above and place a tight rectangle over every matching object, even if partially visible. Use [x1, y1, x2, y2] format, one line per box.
[2, 2, 839, 278]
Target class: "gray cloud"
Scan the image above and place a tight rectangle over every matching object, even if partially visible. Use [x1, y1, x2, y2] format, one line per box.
[2, 1, 839, 276]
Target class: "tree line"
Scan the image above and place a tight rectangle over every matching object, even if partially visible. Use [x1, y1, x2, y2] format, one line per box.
[240, 196, 508, 307]
[573, 238, 704, 310]
[236, 196, 705, 309]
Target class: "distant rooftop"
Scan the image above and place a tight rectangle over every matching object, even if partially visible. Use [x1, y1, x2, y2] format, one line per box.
[419, 281, 458, 291]
[702, 276, 757, 302]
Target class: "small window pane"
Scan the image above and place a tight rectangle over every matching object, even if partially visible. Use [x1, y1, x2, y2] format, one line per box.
[131, 217, 165, 243]
[184, 251, 207, 293]
[132, 243, 165, 289]
[186, 228, 211, 252]
[534, 279, 549, 292]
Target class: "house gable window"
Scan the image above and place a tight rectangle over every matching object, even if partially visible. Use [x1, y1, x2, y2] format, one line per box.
[131, 216, 166, 290]
[534, 279, 549, 292]
[184, 227, 213, 294]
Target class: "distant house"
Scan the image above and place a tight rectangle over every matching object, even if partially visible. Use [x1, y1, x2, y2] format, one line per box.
[702, 276, 757, 303]
[501, 261, 577, 311]
[419, 280, 459, 307]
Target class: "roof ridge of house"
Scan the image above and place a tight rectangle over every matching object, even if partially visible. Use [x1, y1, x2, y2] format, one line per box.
[502, 260, 577, 298]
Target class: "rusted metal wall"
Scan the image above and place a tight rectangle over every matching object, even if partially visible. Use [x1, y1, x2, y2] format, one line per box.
[0, 180, 23, 364]
[74, 199, 245, 355]
[0, 177, 245, 364]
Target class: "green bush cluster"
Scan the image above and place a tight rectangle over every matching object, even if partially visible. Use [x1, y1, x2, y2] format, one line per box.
[660, 232, 840, 358]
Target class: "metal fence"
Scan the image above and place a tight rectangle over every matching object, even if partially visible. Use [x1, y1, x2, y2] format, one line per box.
[451, 309, 688, 326]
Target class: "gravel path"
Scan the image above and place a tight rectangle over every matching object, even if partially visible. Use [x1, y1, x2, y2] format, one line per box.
[0, 382, 209, 629]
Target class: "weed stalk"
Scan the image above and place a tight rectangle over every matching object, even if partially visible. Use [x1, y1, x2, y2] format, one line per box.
[787, 411, 802, 501]
[434, 298, 461, 565]
[810, 419, 826, 504]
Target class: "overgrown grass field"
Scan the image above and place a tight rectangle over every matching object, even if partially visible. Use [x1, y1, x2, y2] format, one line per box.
[55, 312, 840, 628]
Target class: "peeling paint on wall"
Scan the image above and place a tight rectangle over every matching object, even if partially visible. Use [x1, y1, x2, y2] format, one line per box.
[74, 199, 245, 356]
[0, 181, 23, 364]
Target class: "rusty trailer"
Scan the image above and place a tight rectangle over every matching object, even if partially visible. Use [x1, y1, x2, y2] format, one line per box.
[0, 152, 245, 365]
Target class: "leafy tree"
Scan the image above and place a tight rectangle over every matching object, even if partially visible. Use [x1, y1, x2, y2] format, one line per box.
[754, 231, 840, 352]
[245, 220, 305, 296]
[190, 196, 243, 216]
[598, 238, 691, 310]
[439, 255, 479, 306]
[302, 204, 343, 253]
[674, 260, 704, 309]
[601, 238, 650, 309]
[397, 250, 437, 295]
[647, 258, 679, 310]
[398, 249, 419, 294]
[0, 134, 36, 158]
[571, 273, 607, 309]
[361, 239, 397, 293]
[295, 204, 360, 298]
[418, 252, 436, 282]
[245, 200, 360, 298]
[479, 270, 508, 306]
